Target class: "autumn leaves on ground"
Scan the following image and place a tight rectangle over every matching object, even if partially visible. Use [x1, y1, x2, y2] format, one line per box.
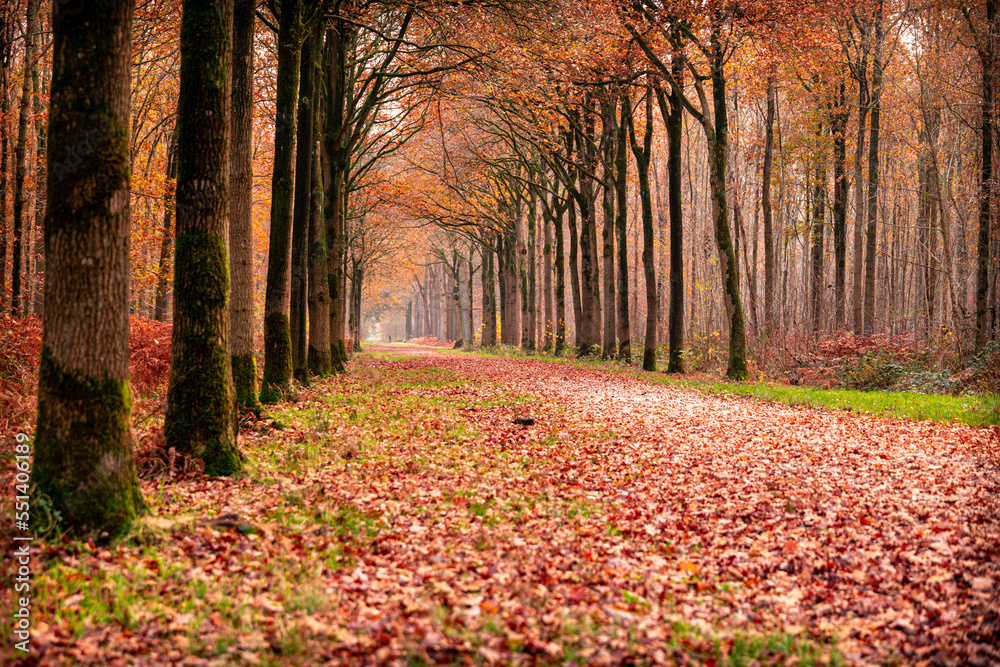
[1, 345, 996, 666]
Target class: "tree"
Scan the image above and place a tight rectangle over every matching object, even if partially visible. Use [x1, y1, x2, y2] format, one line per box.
[11, 0, 37, 317]
[965, 0, 997, 351]
[164, 0, 243, 476]
[229, 0, 259, 412]
[626, 84, 657, 371]
[627, 3, 754, 379]
[31, 0, 145, 539]
[259, 0, 329, 402]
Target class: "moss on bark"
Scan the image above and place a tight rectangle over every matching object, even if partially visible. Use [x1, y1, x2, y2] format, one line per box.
[165, 229, 243, 476]
[261, 312, 293, 403]
[32, 348, 146, 541]
[232, 353, 260, 413]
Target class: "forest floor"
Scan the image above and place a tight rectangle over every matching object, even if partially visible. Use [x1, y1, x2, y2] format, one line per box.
[3, 345, 999, 666]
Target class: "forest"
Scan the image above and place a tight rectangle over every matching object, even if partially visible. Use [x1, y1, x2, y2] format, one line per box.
[0, 0, 998, 664]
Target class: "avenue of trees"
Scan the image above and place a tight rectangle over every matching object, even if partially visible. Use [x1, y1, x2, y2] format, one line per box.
[0, 0, 995, 535]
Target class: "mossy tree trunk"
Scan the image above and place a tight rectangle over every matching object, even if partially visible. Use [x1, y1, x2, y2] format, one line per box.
[973, 0, 996, 351]
[291, 29, 317, 384]
[324, 20, 350, 373]
[261, 0, 303, 401]
[862, 3, 883, 337]
[628, 86, 657, 372]
[307, 30, 331, 375]
[481, 239, 497, 346]
[32, 0, 145, 540]
[229, 0, 258, 412]
[708, 33, 748, 379]
[165, 0, 242, 476]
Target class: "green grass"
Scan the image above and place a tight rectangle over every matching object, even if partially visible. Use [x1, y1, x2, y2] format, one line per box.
[467, 346, 1000, 427]
[664, 378, 1000, 426]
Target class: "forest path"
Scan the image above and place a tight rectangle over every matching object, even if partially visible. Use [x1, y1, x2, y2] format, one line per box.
[369, 344, 1000, 663]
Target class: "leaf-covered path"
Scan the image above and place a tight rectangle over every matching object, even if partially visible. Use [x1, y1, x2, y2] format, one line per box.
[8, 347, 998, 666]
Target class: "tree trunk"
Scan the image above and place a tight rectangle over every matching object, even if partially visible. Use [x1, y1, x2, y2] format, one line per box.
[353, 263, 363, 351]
[762, 76, 776, 335]
[708, 32, 747, 379]
[165, 0, 242, 476]
[261, 0, 303, 401]
[0, 13, 10, 312]
[577, 109, 601, 354]
[466, 251, 475, 346]
[543, 193, 554, 351]
[600, 97, 616, 359]
[32, 0, 145, 539]
[291, 30, 316, 383]
[629, 86, 657, 371]
[974, 0, 996, 351]
[863, 5, 883, 336]
[567, 181, 582, 351]
[30, 10, 45, 316]
[811, 116, 826, 334]
[11, 0, 37, 317]
[307, 35, 331, 374]
[832, 81, 849, 331]
[154, 131, 177, 321]
[522, 191, 536, 350]
[615, 94, 631, 362]
[229, 0, 258, 411]
[324, 21, 350, 373]
[553, 188, 567, 355]
[482, 240, 497, 346]
[851, 59, 870, 333]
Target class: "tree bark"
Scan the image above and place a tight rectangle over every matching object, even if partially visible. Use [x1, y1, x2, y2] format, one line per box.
[708, 28, 748, 379]
[811, 115, 826, 334]
[600, 96, 616, 359]
[762, 76, 776, 335]
[154, 132, 177, 321]
[291, 30, 316, 383]
[229, 0, 258, 411]
[165, 0, 242, 476]
[974, 0, 996, 351]
[832, 81, 849, 331]
[324, 21, 350, 372]
[0, 11, 11, 311]
[862, 4, 883, 336]
[629, 86, 657, 371]
[261, 0, 302, 401]
[33, 0, 145, 539]
[851, 48, 870, 334]
[553, 187, 567, 354]
[482, 240, 497, 346]
[576, 107, 601, 354]
[30, 7, 45, 315]
[307, 33, 330, 375]
[11, 0, 37, 317]
[543, 192, 554, 351]
[615, 94, 631, 362]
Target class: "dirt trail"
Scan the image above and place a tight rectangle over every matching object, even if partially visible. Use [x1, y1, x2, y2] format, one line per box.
[377, 345, 1000, 664]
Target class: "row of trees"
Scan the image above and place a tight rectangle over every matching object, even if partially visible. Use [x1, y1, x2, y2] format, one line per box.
[10, 0, 999, 537]
[21, 0, 492, 538]
[398, 0, 998, 377]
